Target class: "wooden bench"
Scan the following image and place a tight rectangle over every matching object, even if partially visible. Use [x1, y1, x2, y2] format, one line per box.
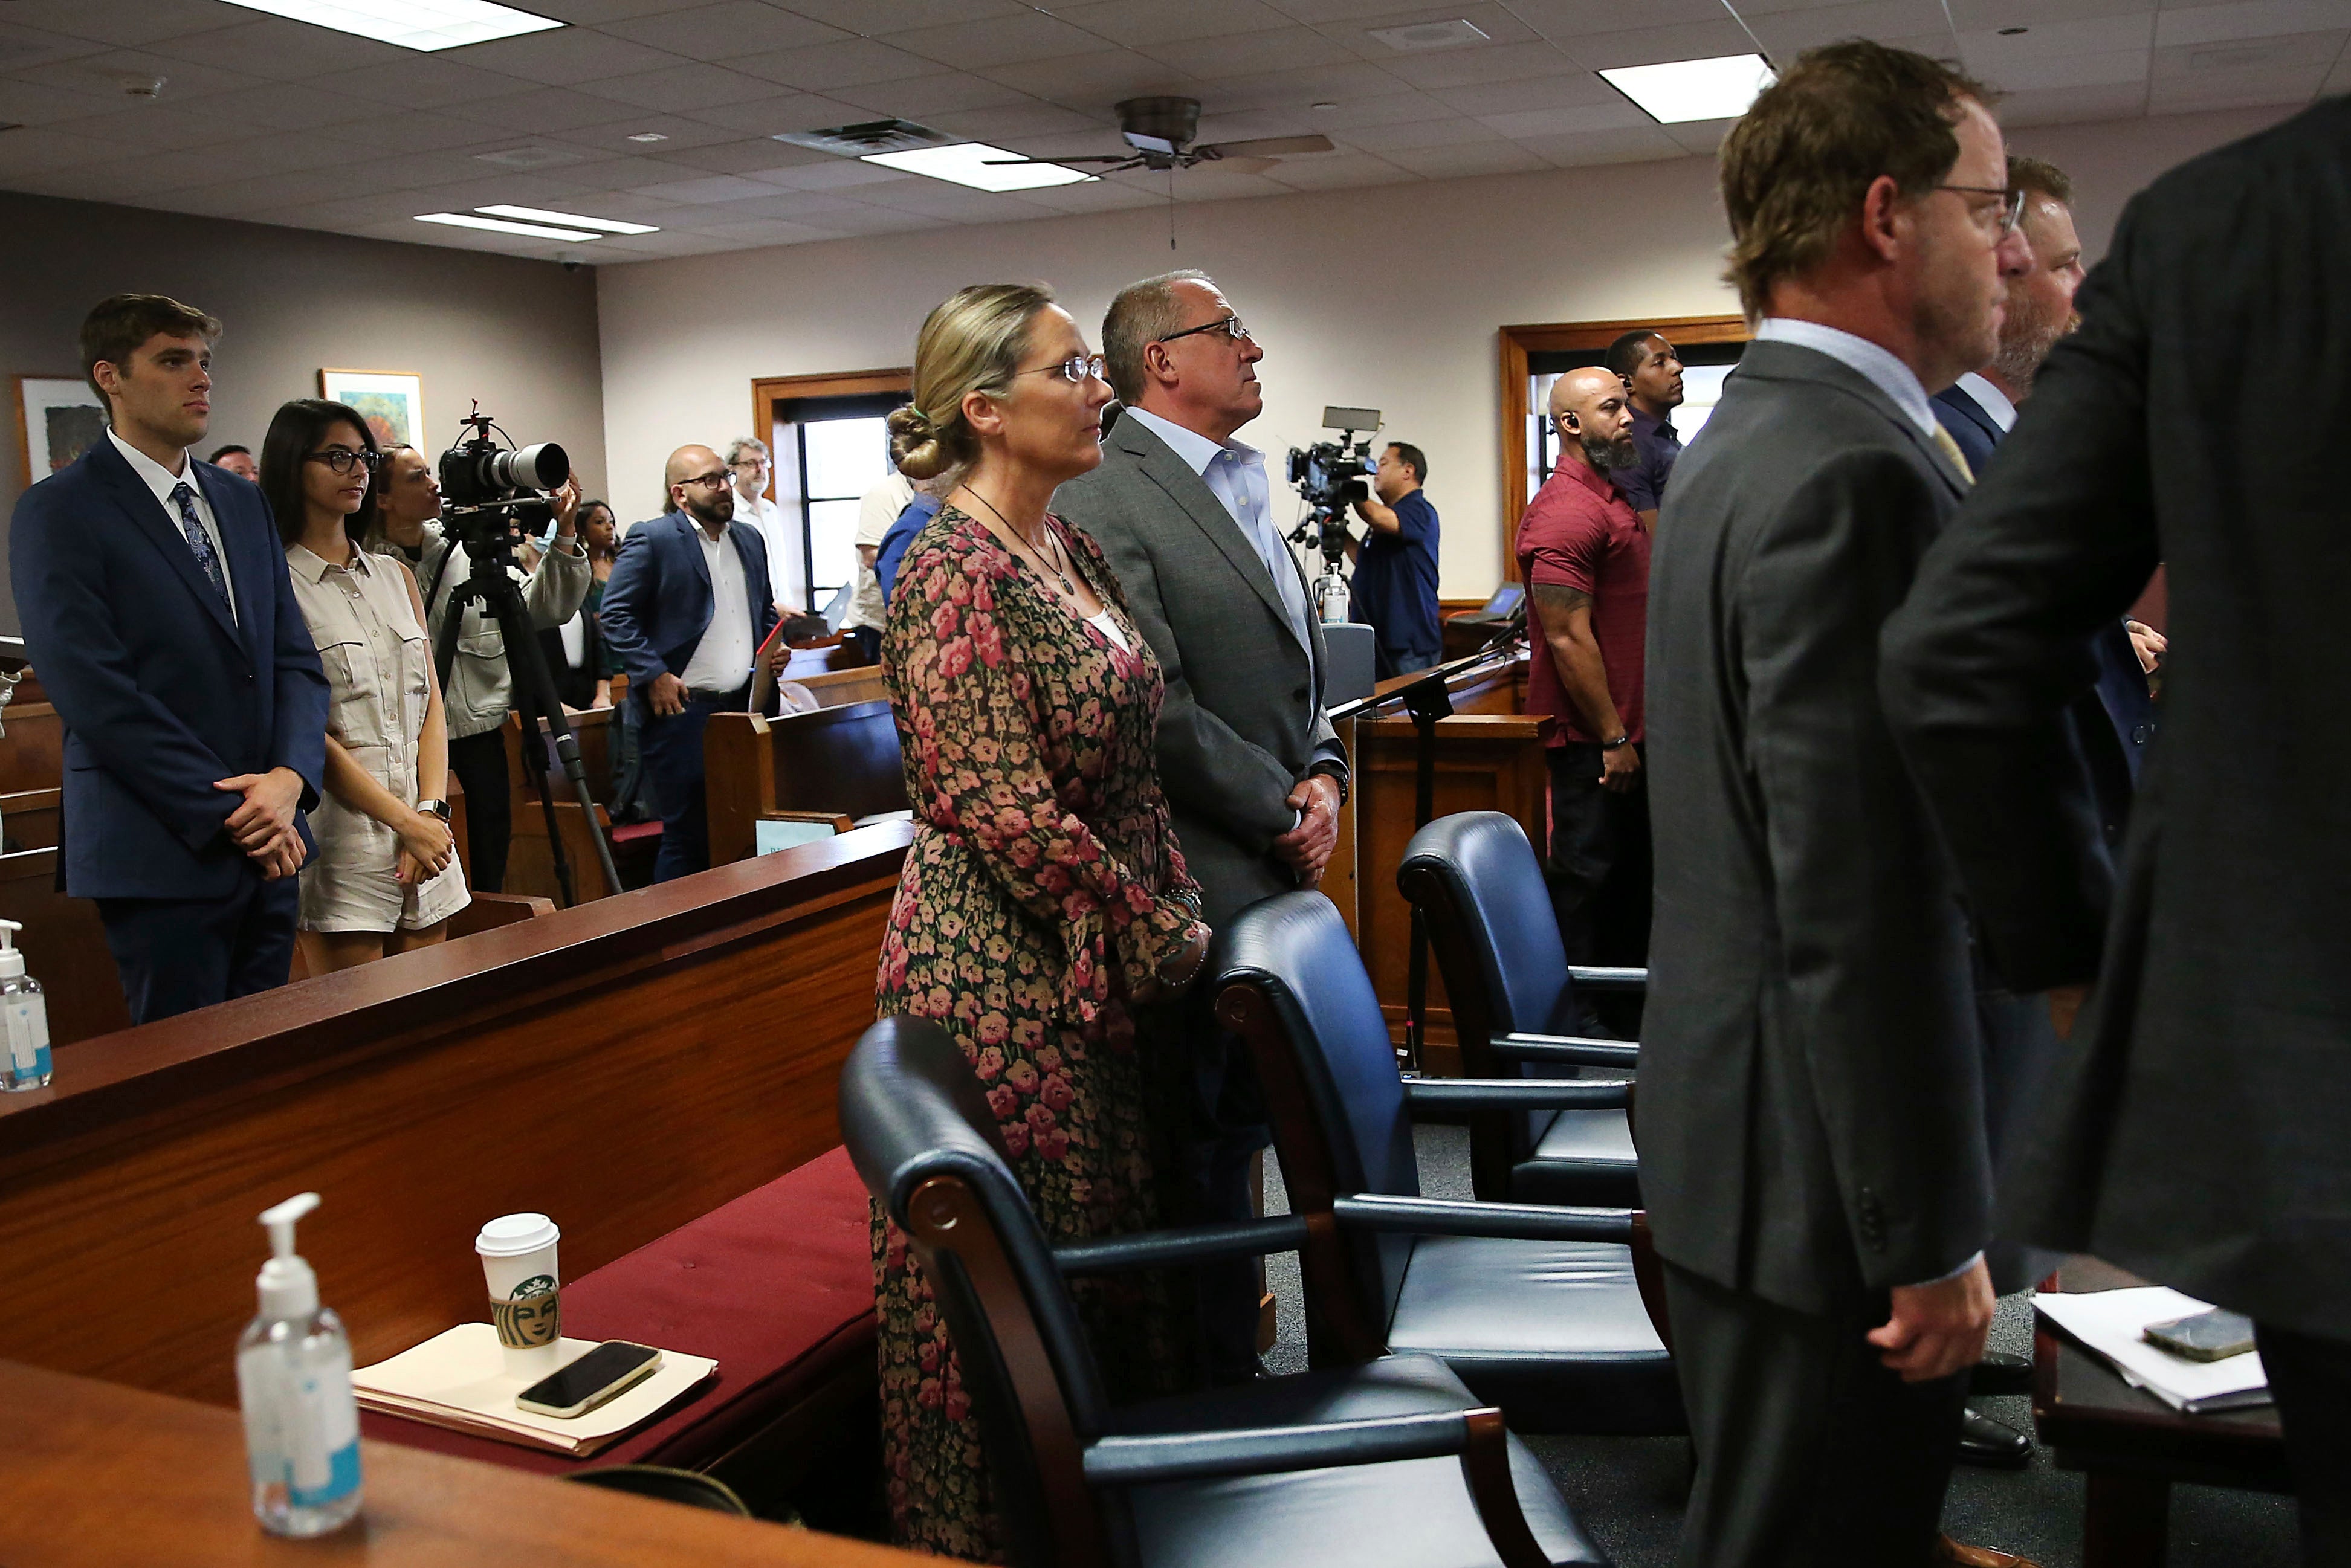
[703, 702, 907, 869]
[0, 823, 911, 1408]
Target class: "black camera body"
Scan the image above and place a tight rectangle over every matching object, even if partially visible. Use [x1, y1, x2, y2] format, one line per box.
[1285, 405, 1381, 569]
[438, 406, 568, 552]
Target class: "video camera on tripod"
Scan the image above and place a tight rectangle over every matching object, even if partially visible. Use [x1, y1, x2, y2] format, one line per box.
[1285, 405, 1380, 625]
[428, 405, 620, 904]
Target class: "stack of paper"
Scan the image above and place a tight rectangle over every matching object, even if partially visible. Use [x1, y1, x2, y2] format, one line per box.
[352, 1324, 717, 1457]
[2034, 1286, 2270, 1413]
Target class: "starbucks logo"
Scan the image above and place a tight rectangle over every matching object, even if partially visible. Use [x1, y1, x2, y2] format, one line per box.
[492, 1273, 561, 1348]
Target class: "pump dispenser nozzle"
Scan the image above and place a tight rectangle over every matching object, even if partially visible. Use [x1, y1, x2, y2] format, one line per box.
[0, 918, 27, 979]
[256, 1192, 322, 1320]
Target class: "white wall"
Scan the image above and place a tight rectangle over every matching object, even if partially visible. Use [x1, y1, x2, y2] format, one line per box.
[596, 103, 2295, 595]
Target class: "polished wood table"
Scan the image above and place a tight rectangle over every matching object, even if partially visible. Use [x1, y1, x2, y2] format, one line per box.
[2033, 1257, 2291, 1566]
[0, 1360, 921, 1566]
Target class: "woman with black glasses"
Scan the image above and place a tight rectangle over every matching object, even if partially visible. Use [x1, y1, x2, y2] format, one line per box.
[260, 399, 466, 974]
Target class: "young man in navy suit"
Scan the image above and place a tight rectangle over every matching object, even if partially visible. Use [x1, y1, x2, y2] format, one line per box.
[11, 295, 328, 1024]
[598, 444, 783, 882]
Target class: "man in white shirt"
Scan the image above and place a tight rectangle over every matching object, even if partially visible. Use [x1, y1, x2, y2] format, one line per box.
[728, 437, 806, 618]
[841, 469, 912, 663]
[599, 445, 783, 882]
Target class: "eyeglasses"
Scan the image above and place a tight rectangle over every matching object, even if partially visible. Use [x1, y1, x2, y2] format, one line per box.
[729, 456, 766, 470]
[1153, 314, 1252, 347]
[1016, 353, 1109, 385]
[1937, 183, 2024, 236]
[306, 447, 379, 475]
[680, 471, 731, 491]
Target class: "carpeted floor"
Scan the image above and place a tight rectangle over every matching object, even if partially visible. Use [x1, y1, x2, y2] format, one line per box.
[1261, 1123, 2300, 1568]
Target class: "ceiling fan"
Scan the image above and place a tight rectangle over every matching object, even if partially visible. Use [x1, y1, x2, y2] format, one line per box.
[985, 96, 1334, 176]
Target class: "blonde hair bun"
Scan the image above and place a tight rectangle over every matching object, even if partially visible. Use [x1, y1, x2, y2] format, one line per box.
[887, 404, 951, 481]
[901, 282, 1056, 488]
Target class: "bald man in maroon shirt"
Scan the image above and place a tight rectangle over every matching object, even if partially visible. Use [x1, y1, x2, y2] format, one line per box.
[1518, 367, 1652, 1027]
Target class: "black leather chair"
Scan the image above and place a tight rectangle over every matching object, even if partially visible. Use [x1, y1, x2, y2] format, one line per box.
[837, 1016, 1610, 1568]
[1216, 893, 1684, 1438]
[1400, 811, 1645, 1207]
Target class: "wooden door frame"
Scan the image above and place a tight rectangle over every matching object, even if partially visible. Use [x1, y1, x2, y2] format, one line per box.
[1496, 315, 1748, 580]
[748, 367, 911, 606]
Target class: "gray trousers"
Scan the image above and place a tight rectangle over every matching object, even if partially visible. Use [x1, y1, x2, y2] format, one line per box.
[1664, 1260, 1968, 1568]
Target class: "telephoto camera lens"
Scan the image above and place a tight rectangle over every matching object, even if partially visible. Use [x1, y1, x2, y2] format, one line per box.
[483, 441, 568, 492]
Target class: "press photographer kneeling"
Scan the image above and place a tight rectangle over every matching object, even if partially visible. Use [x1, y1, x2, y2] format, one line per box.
[370, 443, 588, 893]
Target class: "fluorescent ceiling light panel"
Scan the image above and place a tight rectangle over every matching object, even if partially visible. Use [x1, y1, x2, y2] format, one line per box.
[1600, 53, 1776, 124]
[475, 204, 658, 234]
[415, 211, 599, 241]
[220, 0, 561, 53]
[859, 142, 1094, 192]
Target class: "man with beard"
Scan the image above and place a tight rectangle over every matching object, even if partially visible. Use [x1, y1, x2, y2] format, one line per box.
[1603, 330, 1687, 530]
[600, 444, 783, 881]
[1518, 367, 1651, 1019]
[1932, 156, 2084, 476]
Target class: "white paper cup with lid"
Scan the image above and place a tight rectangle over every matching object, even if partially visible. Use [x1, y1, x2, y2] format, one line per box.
[476, 1213, 563, 1379]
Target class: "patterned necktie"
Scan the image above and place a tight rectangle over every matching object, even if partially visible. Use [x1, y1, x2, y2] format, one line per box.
[1930, 424, 1976, 488]
[170, 482, 230, 608]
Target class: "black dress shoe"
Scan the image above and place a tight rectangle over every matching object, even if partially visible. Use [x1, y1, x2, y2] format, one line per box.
[1971, 1351, 2032, 1397]
[1957, 1405, 2031, 1469]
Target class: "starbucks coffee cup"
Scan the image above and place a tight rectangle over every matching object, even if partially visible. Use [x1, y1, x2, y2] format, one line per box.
[476, 1213, 562, 1379]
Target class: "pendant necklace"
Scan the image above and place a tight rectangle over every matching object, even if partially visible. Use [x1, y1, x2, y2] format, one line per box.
[965, 486, 1076, 598]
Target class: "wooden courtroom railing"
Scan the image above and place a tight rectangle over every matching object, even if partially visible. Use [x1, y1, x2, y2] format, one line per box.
[1328, 651, 1544, 1074]
[704, 702, 907, 869]
[0, 822, 911, 1405]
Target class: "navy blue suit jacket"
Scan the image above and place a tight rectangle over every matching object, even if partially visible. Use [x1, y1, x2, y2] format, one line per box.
[11, 439, 328, 899]
[598, 512, 780, 713]
[1934, 383, 2155, 844]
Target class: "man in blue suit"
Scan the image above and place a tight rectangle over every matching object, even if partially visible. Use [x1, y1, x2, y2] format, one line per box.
[599, 444, 781, 882]
[11, 295, 328, 1024]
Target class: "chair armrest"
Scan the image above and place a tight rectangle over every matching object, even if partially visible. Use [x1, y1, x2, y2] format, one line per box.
[1490, 1032, 1640, 1070]
[1403, 1077, 1628, 1112]
[1053, 1215, 1310, 1276]
[1331, 1193, 1634, 1244]
[1567, 965, 1648, 991]
[1084, 1408, 1478, 1485]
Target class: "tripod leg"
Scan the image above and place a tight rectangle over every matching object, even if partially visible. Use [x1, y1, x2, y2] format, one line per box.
[473, 563, 623, 901]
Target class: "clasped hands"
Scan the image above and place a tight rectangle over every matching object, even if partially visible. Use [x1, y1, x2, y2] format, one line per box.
[1273, 772, 1343, 889]
[213, 767, 306, 880]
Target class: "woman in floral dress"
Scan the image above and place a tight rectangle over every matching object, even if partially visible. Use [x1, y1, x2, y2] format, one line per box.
[873, 283, 1213, 1558]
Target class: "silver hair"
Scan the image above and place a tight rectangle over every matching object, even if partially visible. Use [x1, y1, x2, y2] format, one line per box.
[1101, 269, 1215, 404]
[725, 436, 769, 466]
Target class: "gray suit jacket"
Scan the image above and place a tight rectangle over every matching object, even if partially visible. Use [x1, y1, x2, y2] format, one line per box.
[1053, 413, 1346, 932]
[1641, 339, 1990, 1312]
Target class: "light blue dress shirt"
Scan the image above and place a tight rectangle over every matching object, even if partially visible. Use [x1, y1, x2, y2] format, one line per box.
[1754, 317, 1939, 437]
[1119, 405, 1311, 652]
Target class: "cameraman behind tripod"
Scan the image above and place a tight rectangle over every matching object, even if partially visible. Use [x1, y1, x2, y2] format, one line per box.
[1345, 441, 1441, 678]
[369, 445, 587, 892]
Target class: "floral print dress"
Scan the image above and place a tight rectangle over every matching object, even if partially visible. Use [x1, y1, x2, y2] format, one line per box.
[874, 505, 1204, 1559]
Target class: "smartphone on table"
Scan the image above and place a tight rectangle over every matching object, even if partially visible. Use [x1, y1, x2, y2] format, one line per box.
[515, 1340, 664, 1419]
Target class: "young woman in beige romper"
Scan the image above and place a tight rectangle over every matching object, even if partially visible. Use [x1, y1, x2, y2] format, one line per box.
[259, 399, 468, 975]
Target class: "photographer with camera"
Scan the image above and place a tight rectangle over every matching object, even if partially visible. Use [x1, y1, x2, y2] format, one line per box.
[1345, 441, 1441, 677]
[369, 442, 587, 894]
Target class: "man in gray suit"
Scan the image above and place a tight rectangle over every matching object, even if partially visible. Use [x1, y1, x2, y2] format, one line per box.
[1642, 42, 2036, 1567]
[1055, 269, 1347, 1382]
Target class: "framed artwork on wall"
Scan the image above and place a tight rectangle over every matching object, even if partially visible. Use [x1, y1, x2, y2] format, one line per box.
[319, 369, 424, 450]
[13, 375, 109, 490]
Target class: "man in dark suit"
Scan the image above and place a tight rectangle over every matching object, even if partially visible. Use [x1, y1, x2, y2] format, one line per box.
[11, 294, 328, 1024]
[598, 444, 781, 882]
[1054, 269, 1348, 1383]
[1884, 96, 2351, 1563]
[1643, 44, 2037, 1567]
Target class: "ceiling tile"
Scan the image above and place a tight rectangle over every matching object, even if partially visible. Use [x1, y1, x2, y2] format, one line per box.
[0, 0, 241, 48]
[520, 0, 687, 22]
[164, 79, 365, 130]
[154, 163, 385, 215]
[306, 56, 540, 111]
[788, 200, 946, 233]
[617, 131, 827, 169]
[1510, 121, 1686, 166]
[1661, 115, 1736, 154]
[1049, 0, 1296, 48]
[2155, 0, 2351, 47]
[23, 47, 265, 102]
[675, 88, 868, 132]
[695, 186, 872, 218]
[450, 85, 650, 131]
[689, 214, 849, 240]
[23, 149, 223, 195]
[2154, 25, 2346, 72]
[625, 169, 780, 200]
[733, 36, 941, 89]
[1264, 0, 1488, 18]
[399, 170, 619, 208]
[1324, 0, 1543, 59]
[2321, 44, 2351, 93]
[827, 68, 1032, 114]
[601, 1, 852, 59]
[1375, 42, 1584, 90]
[40, 102, 259, 147]
[1975, 46, 2150, 91]
[540, 113, 751, 150]
[444, 30, 681, 87]
[978, 47, 1197, 102]
[319, 108, 518, 153]
[1478, 99, 1650, 137]
[0, 21, 109, 73]
[1743, 0, 1956, 55]
[1551, 18, 1761, 69]
[1006, 175, 1166, 209]
[923, 99, 1106, 138]
[1336, 113, 1498, 149]
[1426, 68, 1616, 115]
[745, 155, 910, 188]
[1962, 12, 2157, 66]
[1994, 78, 2151, 124]
[1191, 57, 1418, 111]
[2144, 60, 2327, 109]
[336, 147, 528, 186]
[1949, 0, 2154, 25]
[882, 11, 1107, 69]
[852, 177, 1057, 219]
[1380, 138, 1547, 176]
[1267, 85, 1454, 126]
[135, 17, 408, 79]
[559, 60, 781, 107]
[519, 185, 691, 217]
[779, 0, 1026, 27]
[1507, 0, 1734, 41]
[1140, 25, 1355, 77]
[1258, 147, 1414, 186]
[0, 73, 114, 125]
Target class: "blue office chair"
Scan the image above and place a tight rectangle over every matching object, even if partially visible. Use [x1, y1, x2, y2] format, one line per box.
[1399, 811, 1645, 1206]
[1216, 893, 1683, 1438]
[837, 1016, 1609, 1568]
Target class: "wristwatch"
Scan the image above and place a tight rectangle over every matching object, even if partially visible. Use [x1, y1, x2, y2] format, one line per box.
[1307, 761, 1350, 808]
[416, 798, 452, 823]
[1600, 735, 1633, 752]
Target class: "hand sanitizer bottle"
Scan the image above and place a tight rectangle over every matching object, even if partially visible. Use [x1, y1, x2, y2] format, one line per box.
[0, 918, 50, 1092]
[236, 1193, 363, 1537]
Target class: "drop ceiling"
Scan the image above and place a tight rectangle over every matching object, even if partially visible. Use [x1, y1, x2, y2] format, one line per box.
[0, 0, 2343, 263]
